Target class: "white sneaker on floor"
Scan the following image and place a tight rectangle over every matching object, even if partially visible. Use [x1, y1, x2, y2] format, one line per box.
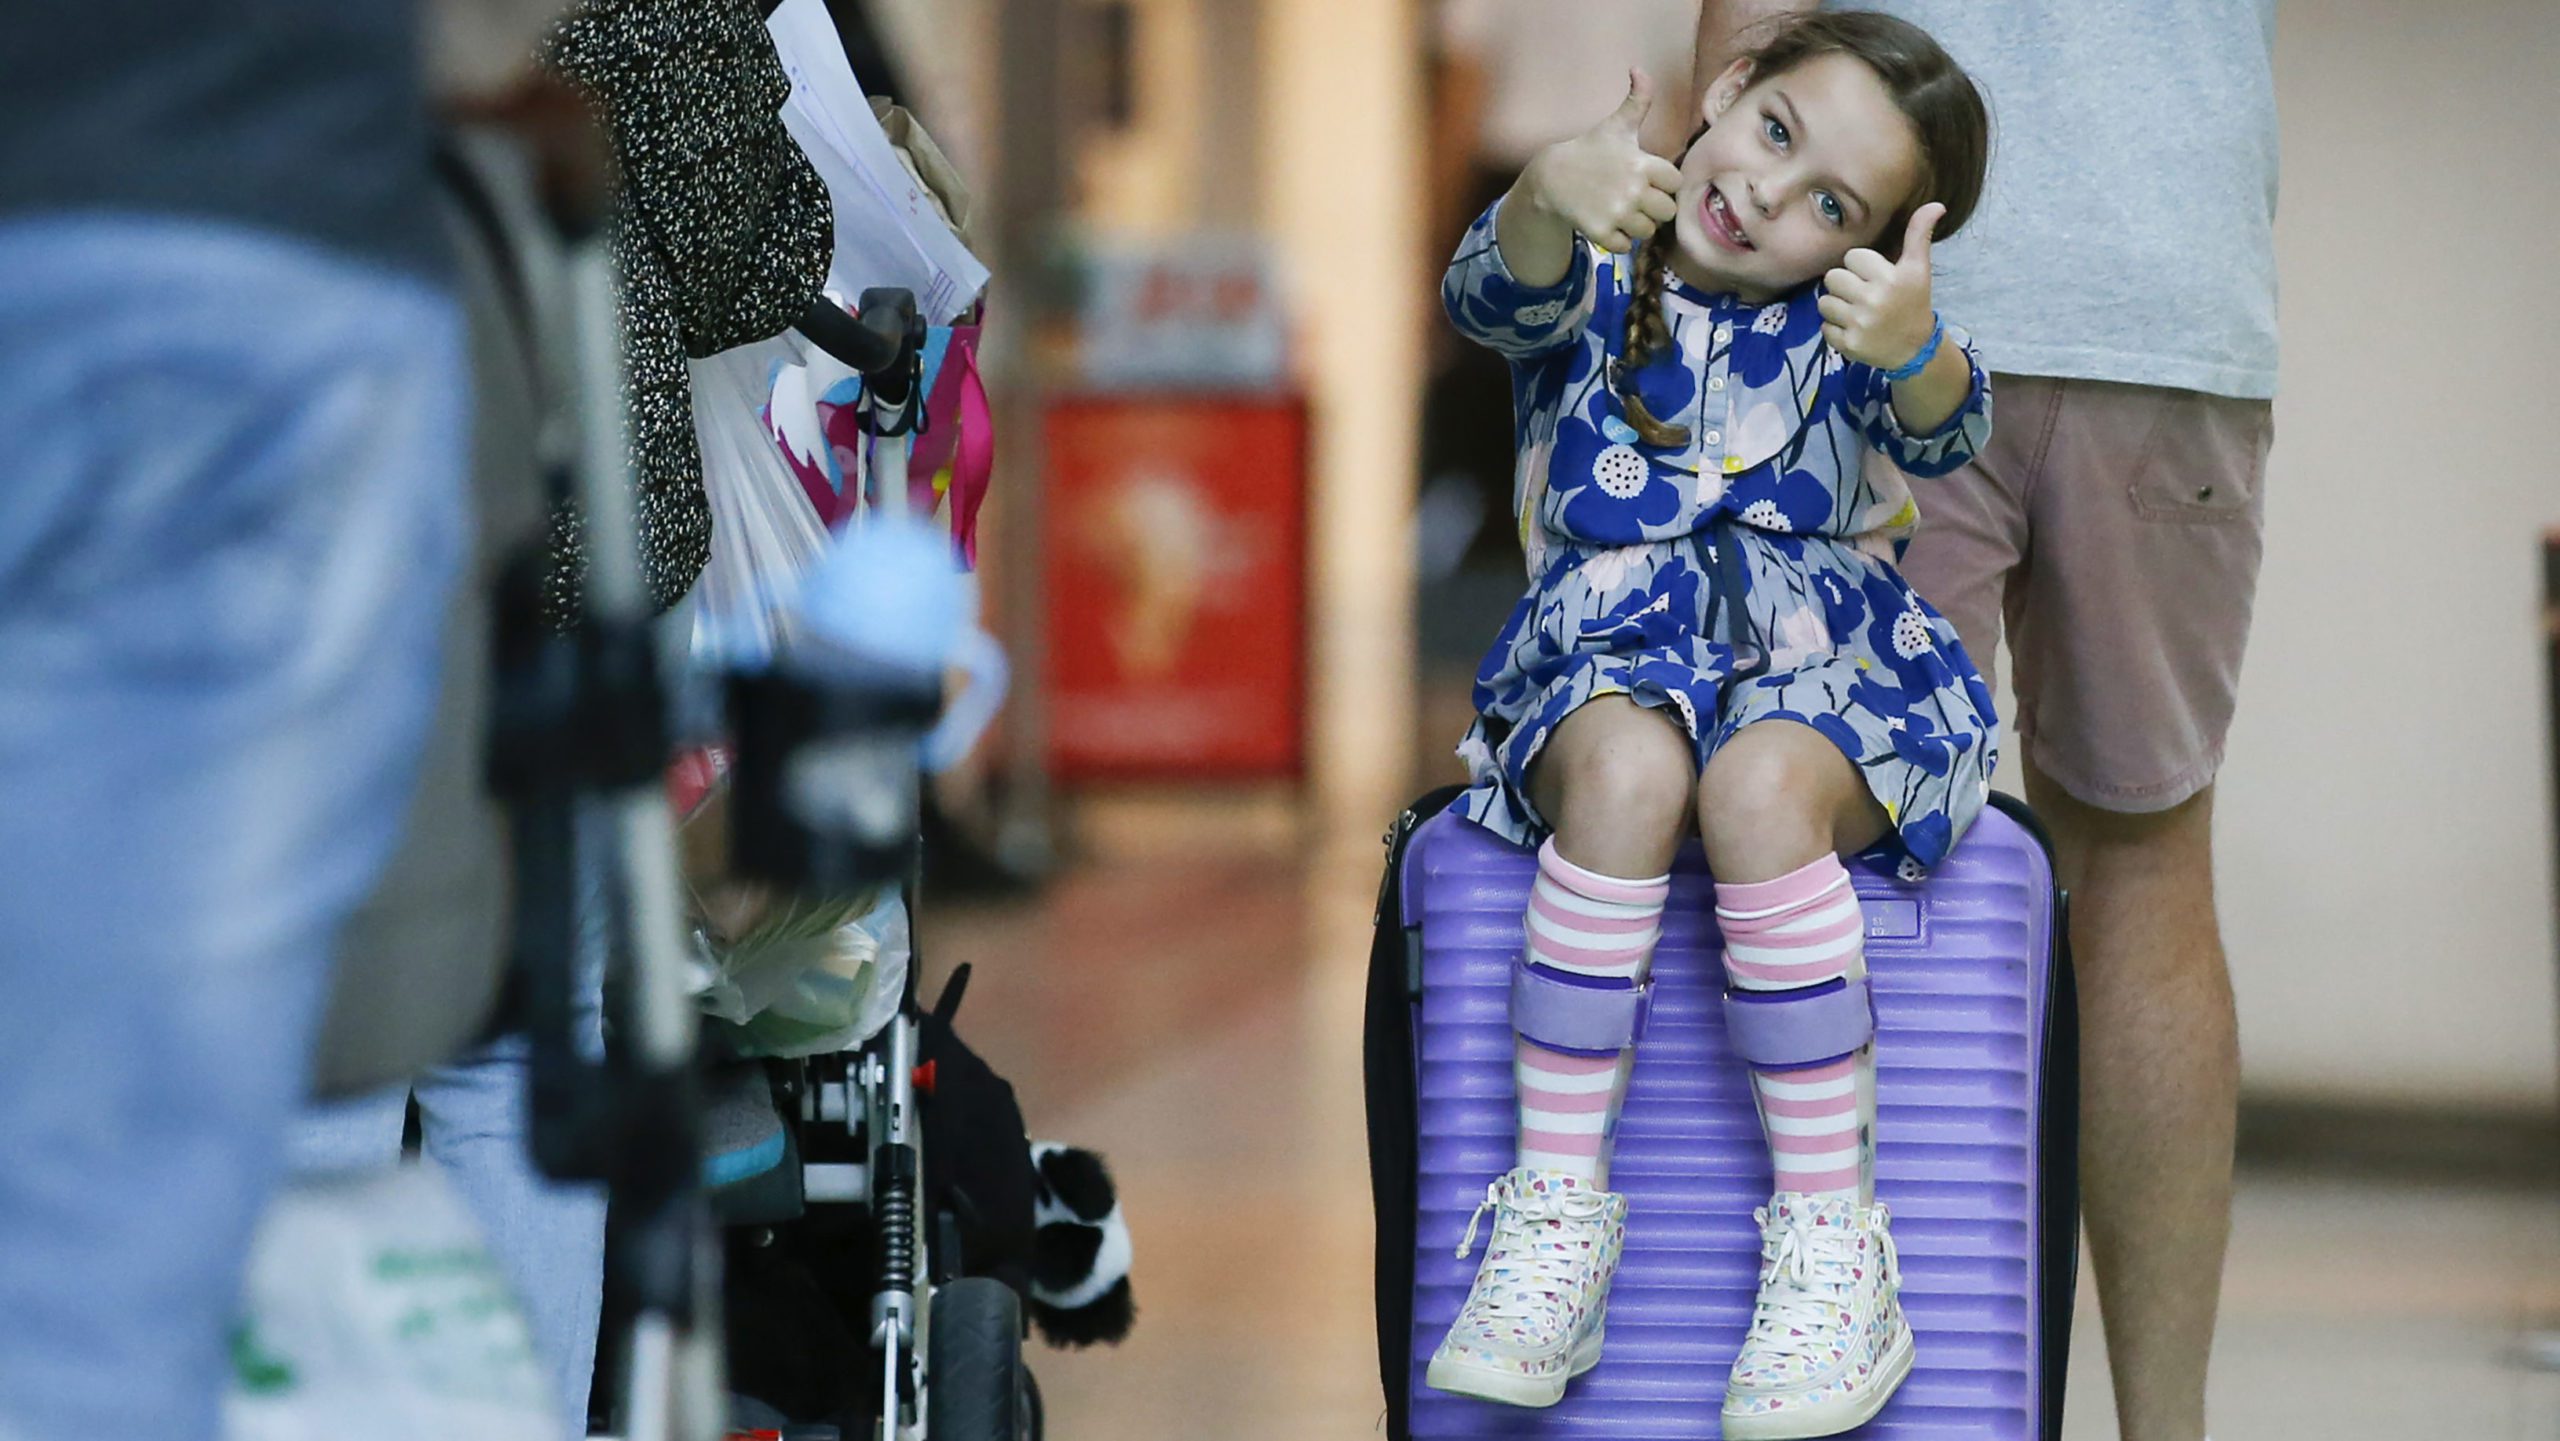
[1721, 1192, 1915, 1440]
[1424, 1167, 1628, 1408]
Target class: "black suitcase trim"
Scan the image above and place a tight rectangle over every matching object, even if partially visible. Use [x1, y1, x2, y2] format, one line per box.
[1365, 788, 2080, 1441]
[1364, 785, 1466, 1441]
[1988, 792, 2082, 1441]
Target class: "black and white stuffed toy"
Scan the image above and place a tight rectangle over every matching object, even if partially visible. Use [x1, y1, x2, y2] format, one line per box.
[1027, 1142, 1135, 1348]
[718, 969, 1140, 1426]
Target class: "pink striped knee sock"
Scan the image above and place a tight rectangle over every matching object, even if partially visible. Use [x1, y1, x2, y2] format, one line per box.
[1716, 855, 1874, 1202]
[1514, 840, 1669, 1187]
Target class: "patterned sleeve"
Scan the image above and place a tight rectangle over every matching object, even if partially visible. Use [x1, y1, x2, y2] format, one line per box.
[1440, 195, 1600, 360]
[1846, 324, 1993, 478]
[550, 0, 833, 359]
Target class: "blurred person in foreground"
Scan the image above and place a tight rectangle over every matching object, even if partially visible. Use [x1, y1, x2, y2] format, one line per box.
[1693, 5, 2280, 1440]
[0, 3, 573, 1435]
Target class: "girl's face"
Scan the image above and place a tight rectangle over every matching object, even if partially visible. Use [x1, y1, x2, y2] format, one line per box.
[1667, 53, 1923, 302]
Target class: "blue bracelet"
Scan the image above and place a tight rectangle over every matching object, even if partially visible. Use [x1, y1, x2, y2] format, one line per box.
[1879, 313, 1944, 382]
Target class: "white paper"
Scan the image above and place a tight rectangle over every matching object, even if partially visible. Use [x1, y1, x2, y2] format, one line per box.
[766, 0, 990, 325]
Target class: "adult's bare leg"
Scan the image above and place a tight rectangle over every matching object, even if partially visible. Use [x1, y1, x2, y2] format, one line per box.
[2027, 762, 2235, 1441]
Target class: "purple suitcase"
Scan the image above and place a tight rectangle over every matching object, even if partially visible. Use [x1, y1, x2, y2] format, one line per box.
[1365, 788, 2077, 1441]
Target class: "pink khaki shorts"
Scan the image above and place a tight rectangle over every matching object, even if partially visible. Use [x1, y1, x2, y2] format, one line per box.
[1895, 375, 2273, 813]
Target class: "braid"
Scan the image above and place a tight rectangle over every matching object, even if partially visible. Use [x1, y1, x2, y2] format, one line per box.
[1617, 233, 1690, 448]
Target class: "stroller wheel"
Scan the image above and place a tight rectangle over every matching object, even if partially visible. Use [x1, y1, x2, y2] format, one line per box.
[925, 1279, 1029, 1441]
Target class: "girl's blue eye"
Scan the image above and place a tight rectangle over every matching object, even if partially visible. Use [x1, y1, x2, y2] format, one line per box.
[1816, 193, 1844, 225]
[1763, 113, 1789, 148]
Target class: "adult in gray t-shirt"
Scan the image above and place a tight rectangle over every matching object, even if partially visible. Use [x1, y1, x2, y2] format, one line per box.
[1691, 7, 2277, 1441]
[1854, 2, 2280, 400]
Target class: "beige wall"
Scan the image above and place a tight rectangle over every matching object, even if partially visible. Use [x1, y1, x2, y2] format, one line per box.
[976, 0, 1423, 846]
[2211, 0, 2560, 1108]
[1260, 0, 1425, 832]
[867, 0, 993, 179]
[1059, 0, 1428, 829]
[1086, 0, 1213, 234]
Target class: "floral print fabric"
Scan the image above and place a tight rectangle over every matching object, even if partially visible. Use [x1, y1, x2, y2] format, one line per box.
[1442, 197, 2000, 872]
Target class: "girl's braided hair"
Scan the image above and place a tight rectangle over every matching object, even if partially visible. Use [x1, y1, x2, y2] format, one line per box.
[1617, 10, 1990, 447]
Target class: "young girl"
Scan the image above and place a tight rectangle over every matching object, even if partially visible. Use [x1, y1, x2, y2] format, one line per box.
[1423, 14, 1994, 1438]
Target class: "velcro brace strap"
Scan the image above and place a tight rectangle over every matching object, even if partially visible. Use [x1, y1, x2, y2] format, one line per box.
[1721, 976, 1875, 1068]
[1511, 959, 1651, 1055]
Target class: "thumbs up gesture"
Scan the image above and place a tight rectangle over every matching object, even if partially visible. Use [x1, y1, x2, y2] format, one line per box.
[1818, 203, 1947, 370]
[1525, 69, 1686, 255]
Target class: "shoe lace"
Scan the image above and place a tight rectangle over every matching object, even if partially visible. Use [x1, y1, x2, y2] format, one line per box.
[1743, 1205, 1894, 1368]
[1453, 1179, 1612, 1326]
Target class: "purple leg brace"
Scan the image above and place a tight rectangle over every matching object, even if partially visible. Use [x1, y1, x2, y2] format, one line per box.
[1511, 959, 1652, 1057]
[1722, 975, 1875, 1069]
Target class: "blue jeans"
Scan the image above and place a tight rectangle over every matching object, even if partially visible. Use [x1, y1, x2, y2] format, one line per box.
[288, 825, 612, 1441]
[0, 216, 466, 1440]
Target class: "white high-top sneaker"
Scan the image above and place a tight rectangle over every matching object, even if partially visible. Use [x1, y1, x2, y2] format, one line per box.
[1424, 1167, 1629, 1408]
[1721, 1193, 1915, 1440]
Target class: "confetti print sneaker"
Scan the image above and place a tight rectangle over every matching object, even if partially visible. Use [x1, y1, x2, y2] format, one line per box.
[1721, 1193, 1915, 1440]
[1424, 1167, 1629, 1408]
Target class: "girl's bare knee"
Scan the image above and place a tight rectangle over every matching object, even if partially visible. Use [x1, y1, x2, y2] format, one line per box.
[1547, 704, 1694, 869]
[1577, 748, 1691, 831]
[1697, 733, 1802, 828]
[1696, 725, 1860, 871]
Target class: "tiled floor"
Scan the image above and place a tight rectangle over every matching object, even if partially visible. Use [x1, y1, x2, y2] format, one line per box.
[930, 806, 2560, 1441]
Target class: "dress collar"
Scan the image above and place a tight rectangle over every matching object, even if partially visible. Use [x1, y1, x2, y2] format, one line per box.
[1656, 267, 1798, 317]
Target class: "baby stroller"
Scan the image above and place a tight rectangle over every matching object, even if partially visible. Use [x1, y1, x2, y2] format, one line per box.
[511, 247, 1045, 1438]
[681, 290, 1044, 1441]
[701, 961, 1044, 1441]
[688, 262, 1150, 1438]
[695, 886, 1131, 1441]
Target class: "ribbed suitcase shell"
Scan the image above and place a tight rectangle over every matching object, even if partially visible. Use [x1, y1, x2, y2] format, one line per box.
[1389, 799, 2069, 1440]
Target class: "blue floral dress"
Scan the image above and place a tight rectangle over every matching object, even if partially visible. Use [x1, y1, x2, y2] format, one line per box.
[1447, 198, 2000, 873]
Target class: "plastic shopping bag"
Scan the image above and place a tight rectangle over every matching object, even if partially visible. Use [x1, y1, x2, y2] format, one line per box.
[689, 339, 833, 670]
[698, 887, 912, 1058]
[224, 1166, 553, 1441]
[900, 320, 995, 565]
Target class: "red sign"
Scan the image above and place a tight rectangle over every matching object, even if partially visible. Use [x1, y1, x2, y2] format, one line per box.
[1042, 396, 1308, 780]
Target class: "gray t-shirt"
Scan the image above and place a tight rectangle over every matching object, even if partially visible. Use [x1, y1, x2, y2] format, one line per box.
[1842, 0, 2280, 399]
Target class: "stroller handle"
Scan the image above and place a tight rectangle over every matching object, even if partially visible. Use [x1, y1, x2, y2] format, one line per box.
[796, 286, 923, 404]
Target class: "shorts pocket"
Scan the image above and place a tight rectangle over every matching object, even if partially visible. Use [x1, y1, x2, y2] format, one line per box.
[2127, 391, 2272, 525]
